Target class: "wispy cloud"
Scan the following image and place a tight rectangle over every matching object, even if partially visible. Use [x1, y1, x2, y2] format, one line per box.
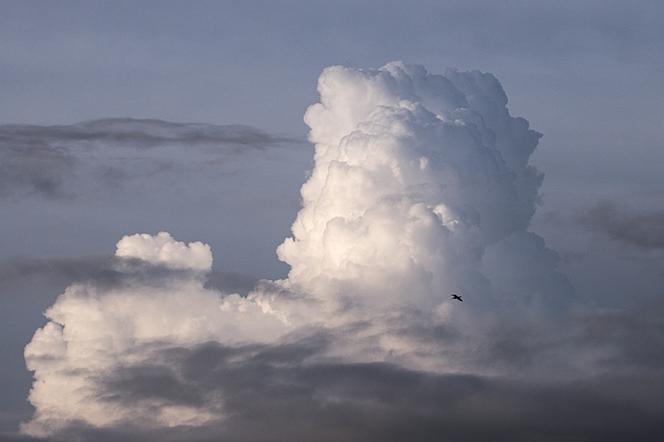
[0, 118, 302, 200]
[0, 141, 76, 199]
[0, 118, 298, 149]
[579, 201, 664, 250]
[0, 254, 257, 296]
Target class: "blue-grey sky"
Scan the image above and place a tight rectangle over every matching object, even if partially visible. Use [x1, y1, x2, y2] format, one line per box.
[2, 0, 662, 194]
[2, 0, 662, 294]
[1, 1, 663, 440]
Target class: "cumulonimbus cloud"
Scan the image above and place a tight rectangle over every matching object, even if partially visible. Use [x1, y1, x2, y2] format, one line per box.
[23, 62, 587, 439]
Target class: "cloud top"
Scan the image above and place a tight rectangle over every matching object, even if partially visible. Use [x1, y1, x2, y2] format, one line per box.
[115, 232, 213, 272]
[278, 61, 557, 312]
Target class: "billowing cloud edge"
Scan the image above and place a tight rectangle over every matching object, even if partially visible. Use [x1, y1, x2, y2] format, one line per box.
[21, 62, 591, 439]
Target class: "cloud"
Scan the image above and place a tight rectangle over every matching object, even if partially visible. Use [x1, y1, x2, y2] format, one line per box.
[0, 256, 113, 289]
[89, 348, 664, 442]
[573, 298, 664, 372]
[0, 118, 300, 200]
[0, 118, 297, 150]
[0, 254, 256, 297]
[580, 201, 664, 250]
[115, 232, 213, 272]
[278, 62, 565, 313]
[21, 62, 628, 440]
[18, 337, 664, 442]
[0, 141, 76, 199]
[21, 233, 307, 437]
[20, 233, 660, 440]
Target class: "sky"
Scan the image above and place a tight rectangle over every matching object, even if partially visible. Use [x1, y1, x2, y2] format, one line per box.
[1, 1, 663, 441]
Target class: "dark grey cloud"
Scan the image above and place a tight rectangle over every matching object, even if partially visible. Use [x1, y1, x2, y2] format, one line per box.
[479, 297, 664, 378]
[0, 255, 112, 287]
[0, 435, 42, 442]
[579, 201, 664, 250]
[0, 118, 298, 149]
[0, 254, 258, 296]
[0, 118, 302, 199]
[575, 298, 664, 373]
[28, 331, 664, 442]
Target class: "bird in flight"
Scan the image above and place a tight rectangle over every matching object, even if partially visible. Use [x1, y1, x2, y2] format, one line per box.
[451, 294, 463, 302]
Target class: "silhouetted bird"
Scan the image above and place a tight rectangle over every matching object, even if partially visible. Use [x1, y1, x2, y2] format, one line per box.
[451, 294, 463, 302]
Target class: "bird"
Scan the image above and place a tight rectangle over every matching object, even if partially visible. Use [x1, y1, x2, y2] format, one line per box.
[451, 294, 463, 302]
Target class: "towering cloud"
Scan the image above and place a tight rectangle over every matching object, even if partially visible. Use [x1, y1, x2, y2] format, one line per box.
[22, 62, 575, 438]
[279, 62, 568, 313]
[115, 232, 214, 272]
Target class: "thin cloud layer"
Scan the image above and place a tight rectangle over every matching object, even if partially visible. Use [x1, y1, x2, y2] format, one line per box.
[0, 142, 75, 199]
[580, 201, 664, 250]
[0, 118, 295, 149]
[0, 118, 299, 199]
[21, 63, 659, 441]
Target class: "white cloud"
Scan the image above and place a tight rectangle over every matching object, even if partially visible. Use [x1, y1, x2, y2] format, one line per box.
[278, 62, 561, 314]
[22, 62, 574, 437]
[115, 231, 213, 272]
[23, 234, 297, 436]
